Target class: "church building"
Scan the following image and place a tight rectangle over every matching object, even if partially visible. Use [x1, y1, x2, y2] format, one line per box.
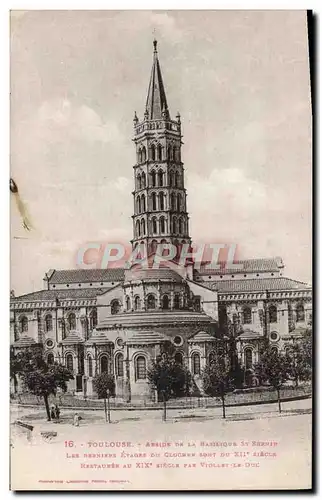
[10, 41, 312, 402]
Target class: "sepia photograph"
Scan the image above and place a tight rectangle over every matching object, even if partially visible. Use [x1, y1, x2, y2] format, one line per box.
[9, 10, 312, 491]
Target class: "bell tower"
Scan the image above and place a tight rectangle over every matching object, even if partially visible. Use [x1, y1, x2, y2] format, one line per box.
[131, 40, 191, 256]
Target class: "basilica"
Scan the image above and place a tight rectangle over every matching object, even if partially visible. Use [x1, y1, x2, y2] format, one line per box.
[10, 41, 312, 402]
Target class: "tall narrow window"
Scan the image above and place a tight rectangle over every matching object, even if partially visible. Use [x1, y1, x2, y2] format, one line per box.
[68, 313, 76, 330]
[169, 171, 174, 187]
[137, 197, 141, 213]
[126, 296, 131, 311]
[172, 217, 177, 234]
[269, 305, 277, 323]
[151, 144, 156, 161]
[90, 309, 97, 330]
[134, 296, 141, 310]
[88, 355, 93, 377]
[159, 192, 165, 210]
[244, 348, 253, 369]
[141, 194, 146, 212]
[150, 170, 156, 187]
[162, 295, 169, 309]
[100, 355, 109, 374]
[141, 171, 146, 188]
[192, 353, 201, 375]
[175, 171, 179, 187]
[136, 356, 147, 380]
[45, 314, 53, 332]
[174, 294, 180, 309]
[296, 303, 305, 322]
[47, 353, 54, 365]
[174, 352, 183, 365]
[141, 219, 146, 235]
[152, 193, 157, 210]
[242, 307, 252, 325]
[142, 146, 146, 162]
[158, 170, 163, 186]
[157, 144, 162, 161]
[160, 217, 165, 234]
[177, 193, 181, 210]
[152, 217, 157, 233]
[171, 193, 176, 210]
[137, 174, 141, 190]
[178, 218, 183, 233]
[66, 354, 73, 372]
[116, 353, 124, 377]
[20, 316, 28, 333]
[147, 294, 156, 310]
[138, 149, 142, 163]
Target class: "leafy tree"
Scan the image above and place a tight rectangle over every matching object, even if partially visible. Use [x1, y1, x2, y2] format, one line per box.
[92, 372, 115, 423]
[10, 348, 23, 394]
[202, 354, 234, 418]
[147, 354, 191, 421]
[285, 329, 312, 386]
[16, 349, 74, 420]
[255, 348, 289, 413]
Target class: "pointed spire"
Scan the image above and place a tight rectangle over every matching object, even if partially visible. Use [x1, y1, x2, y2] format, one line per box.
[145, 40, 169, 120]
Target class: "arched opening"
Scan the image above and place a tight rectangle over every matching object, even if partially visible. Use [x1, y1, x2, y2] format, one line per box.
[162, 295, 169, 310]
[20, 316, 28, 333]
[159, 192, 165, 210]
[192, 353, 201, 375]
[138, 148, 142, 163]
[244, 348, 253, 370]
[178, 218, 183, 234]
[171, 192, 176, 210]
[169, 171, 174, 187]
[142, 146, 146, 162]
[175, 171, 180, 187]
[111, 300, 121, 315]
[150, 170, 156, 187]
[137, 196, 141, 213]
[126, 296, 131, 311]
[296, 303, 305, 322]
[66, 354, 73, 372]
[136, 356, 147, 380]
[151, 192, 157, 210]
[172, 217, 177, 234]
[160, 217, 165, 234]
[174, 294, 180, 309]
[68, 313, 76, 331]
[174, 352, 183, 365]
[134, 296, 141, 311]
[47, 353, 54, 365]
[141, 194, 146, 212]
[157, 144, 162, 161]
[151, 144, 156, 161]
[158, 170, 163, 187]
[147, 294, 156, 310]
[242, 307, 252, 325]
[269, 305, 277, 323]
[152, 217, 157, 234]
[90, 309, 98, 330]
[141, 171, 146, 188]
[115, 353, 124, 377]
[88, 355, 93, 377]
[100, 355, 109, 374]
[136, 220, 140, 238]
[45, 314, 53, 332]
[137, 173, 141, 190]
[141, 219, 146, 235]
[177, 193, 181, 211]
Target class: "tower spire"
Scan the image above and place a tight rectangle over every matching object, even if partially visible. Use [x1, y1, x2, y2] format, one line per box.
[145, 40, 169, 120]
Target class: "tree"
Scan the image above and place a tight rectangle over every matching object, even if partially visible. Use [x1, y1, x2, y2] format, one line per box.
[202, 354, 234, 419]
[255, 348, 289, 413]
[147, 354, 191, 421]
[16, 349, 74, 420]
[92, 372, 115, 423]
[10, 348, 23, 394]
[285, 329, 312, 386]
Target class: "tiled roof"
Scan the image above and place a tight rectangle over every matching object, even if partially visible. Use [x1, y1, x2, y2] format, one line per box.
[97, 310, 213, 329]
[195, 257, 284, 276]
[12, 335, 37, 347]
[127, 330, 169, 344]
[48, 268, 125, 284]
[125, 268, 184, 282]
[188, 331, 215, 342]
[11, 288, 105, 302]
[203, 277, 310, 293]
[61, 332, 84, 345]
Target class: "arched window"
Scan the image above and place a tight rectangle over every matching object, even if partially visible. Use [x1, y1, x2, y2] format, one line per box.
[151, 144, 156, 161]
[172, 217, 177, 234]
[174, 294, 180, 309]
[150, 170, 156, 187]
[147, 294, 156, 310]
[20, 316, 28, 333]
[66, 354, 73, 372]
[111, 300, 121, 315]
[115, 353, 124, 377]
[141, 194, 146, 212]
[136, 356, 147, 380]
[296, 303, 305, 322]
[141, 171, 146, 188]
[138, 148, 142, 163]
[47, 353, 54, 365]
[175, 171, 180, 187]
[141, 219, 146, 235]
[171, 193, 176, 210]
[88, 355, 93, 377]
[137, 173, 141, 190]
[142, 146, 146, 162]
[174, 352, 183, 365]
[159, 192, 165, 210]
[134, 296, 141, 311]
[169, 171, 174, 187]
[100, 355, 109, 374]
[126, 296, 131, 311]
[150, 240, 158, 254]
[177, 193, 181, 211]
[68, 313, 76, 330]
[162, 295, 169, 309]
[160, 217, 165, 234]
[178, 218, 183, 233]
[136, 220, 140, 238]
[242, 307, 252, 325]
[192, 353, 201, 375]
[152, 192, 157, 210]
[244, 348, 253, 369]
[152, 217, 157, 233]
[157, 144, 162, 161]
[90, 309, 97, 330]
[158, 170, 163, 187]
[167, 145, 171, 160]
[45, 314, 53, 332]
[137, 196, 141, 213]
[269, 305, 277, 323]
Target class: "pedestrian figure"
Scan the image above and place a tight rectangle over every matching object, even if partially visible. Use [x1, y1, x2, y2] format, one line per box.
[55, 404, 60, 421]
[50, 405, 56, 421]
[73, 412, 80, 427]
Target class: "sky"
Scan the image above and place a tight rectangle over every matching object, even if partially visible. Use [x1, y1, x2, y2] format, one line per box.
[10, 10, 312, 295]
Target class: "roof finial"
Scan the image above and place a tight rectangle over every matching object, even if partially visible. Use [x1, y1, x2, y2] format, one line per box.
[153, 39, 158, 53]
